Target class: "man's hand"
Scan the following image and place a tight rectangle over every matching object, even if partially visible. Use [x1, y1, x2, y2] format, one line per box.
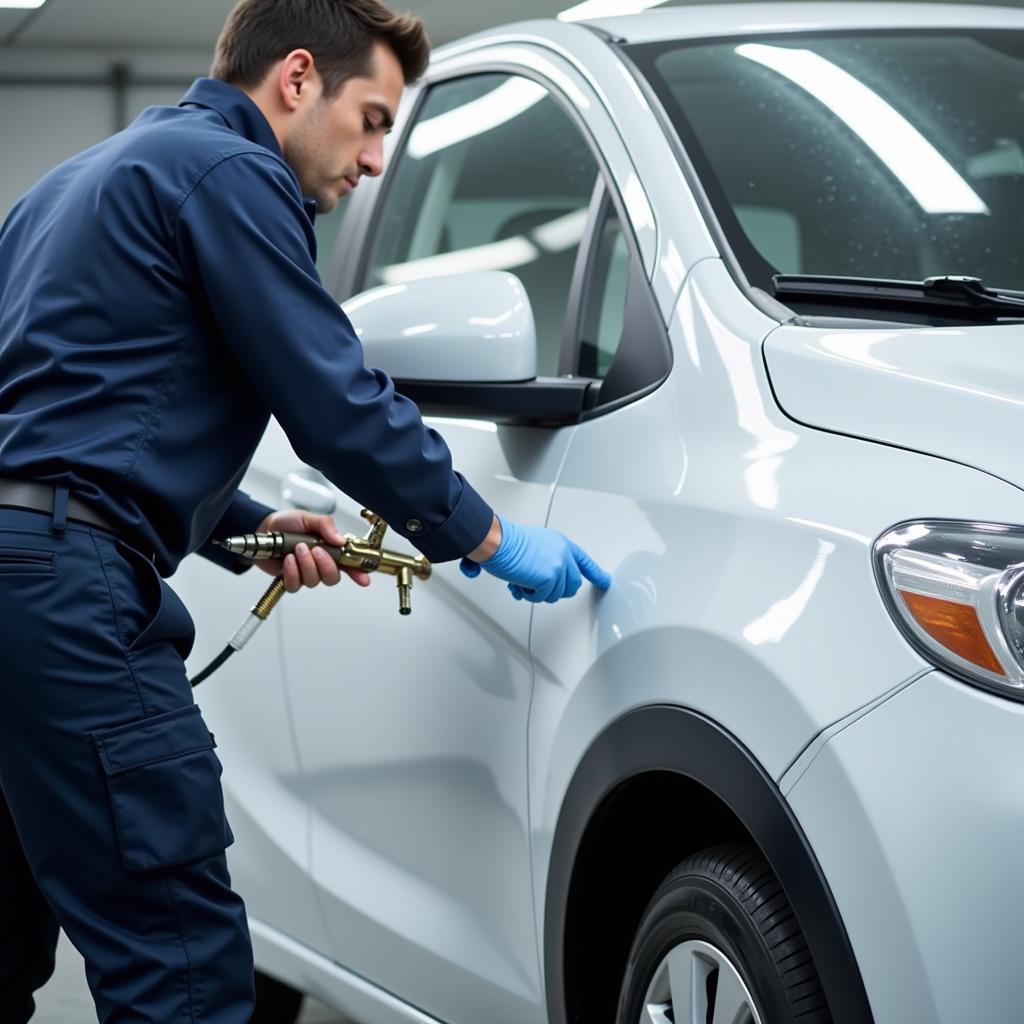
[254, 510, 372, 594]
[460, 515, 611, 603]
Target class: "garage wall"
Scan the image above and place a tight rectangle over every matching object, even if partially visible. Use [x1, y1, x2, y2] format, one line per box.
[0, 48, 207, 219]
[0, 45, 351, 279]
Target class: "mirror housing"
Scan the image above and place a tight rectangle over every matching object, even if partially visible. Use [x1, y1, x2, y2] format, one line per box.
[343, 271, 537, 383]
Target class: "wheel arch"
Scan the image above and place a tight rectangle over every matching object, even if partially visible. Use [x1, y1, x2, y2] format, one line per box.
[543, 703, 873, 1024]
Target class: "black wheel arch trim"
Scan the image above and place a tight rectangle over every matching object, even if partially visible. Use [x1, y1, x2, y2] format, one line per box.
[543, 704, 874, 1024]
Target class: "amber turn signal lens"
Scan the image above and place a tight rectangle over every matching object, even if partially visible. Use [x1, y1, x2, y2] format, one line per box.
[898, 590, 1005, 676]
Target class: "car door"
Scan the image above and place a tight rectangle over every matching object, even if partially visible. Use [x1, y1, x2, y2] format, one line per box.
[274, 67, 613, 1024]
[172, 419, 334, 958]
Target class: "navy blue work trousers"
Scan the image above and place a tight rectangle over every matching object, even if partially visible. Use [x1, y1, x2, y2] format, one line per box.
[0, 503, 254, 1022]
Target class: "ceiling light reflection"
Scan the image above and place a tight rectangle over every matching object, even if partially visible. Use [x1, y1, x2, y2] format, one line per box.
[736, 43, 988, 216]
[342, 284, 406, 315]
[469, 307, 520, 328]
[819, 333, 898, 371]
[401, 323, 438, 337]
[531, 208, 589, 253]
[425, 417, 499, 433]
[408, 79, 547, 159]
[558, 0, 671, 22]
[379, 199, 595, 287]
[744, 541, 835, 645]
[623, 174, 655, 233]
[380, 237, 539, 286]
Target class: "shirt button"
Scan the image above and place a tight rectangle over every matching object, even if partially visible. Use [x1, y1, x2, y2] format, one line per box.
[406, 518, 424, 534]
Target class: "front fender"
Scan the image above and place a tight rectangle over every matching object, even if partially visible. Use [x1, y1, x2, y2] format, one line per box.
[542, 704, 873, 1024]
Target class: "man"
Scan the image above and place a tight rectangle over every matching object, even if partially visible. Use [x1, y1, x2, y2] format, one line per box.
[0, 1, 611, 1021]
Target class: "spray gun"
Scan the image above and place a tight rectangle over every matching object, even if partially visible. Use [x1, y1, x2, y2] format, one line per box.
[189, 510, 431, 687]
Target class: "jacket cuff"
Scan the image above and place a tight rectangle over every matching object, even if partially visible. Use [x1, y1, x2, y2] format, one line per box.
[404, 475, 494, 564]
[197, 490, 274, 575]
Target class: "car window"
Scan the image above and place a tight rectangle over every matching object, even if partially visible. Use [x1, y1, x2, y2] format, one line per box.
[314, 197, 348, 280]
[628, 31, 1024, 293]
[368, 74, 600, 377]
[577, 203, 630, 379]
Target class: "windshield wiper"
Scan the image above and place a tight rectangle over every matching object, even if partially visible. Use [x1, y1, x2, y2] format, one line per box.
[773, 274, 1024, 320]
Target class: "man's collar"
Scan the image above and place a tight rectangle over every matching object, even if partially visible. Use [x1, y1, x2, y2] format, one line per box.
[179, 78, 319, 227]
[179, 78, 282, 158]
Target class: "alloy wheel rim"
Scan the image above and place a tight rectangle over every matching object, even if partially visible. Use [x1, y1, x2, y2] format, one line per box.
[639, 939, 763, 1024]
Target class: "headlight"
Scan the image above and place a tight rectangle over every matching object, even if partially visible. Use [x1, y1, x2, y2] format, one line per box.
[874, 521, 1024, 700]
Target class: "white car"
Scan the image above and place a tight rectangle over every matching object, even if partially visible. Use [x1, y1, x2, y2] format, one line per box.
[175, 4, 1024, 1022]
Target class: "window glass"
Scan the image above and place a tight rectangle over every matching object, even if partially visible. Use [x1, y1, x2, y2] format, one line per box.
[629, 31, 1024, 292]
[578, 206, 630, 379]
[314, 197, 348, 280]
[369, 74, 600, 376]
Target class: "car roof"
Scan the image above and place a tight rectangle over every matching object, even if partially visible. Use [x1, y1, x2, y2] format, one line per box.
[448, 3, 1024, 51]
[586, 3, 1024, 42]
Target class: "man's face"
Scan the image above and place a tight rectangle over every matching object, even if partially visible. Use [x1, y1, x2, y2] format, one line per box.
[283, 41, 404, 214]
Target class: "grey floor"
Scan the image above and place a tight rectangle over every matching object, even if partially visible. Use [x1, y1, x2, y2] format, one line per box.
[34, 932, 352, 1023]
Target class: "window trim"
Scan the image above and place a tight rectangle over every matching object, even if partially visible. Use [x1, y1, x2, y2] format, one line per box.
[560, 178, 608, 378]
[563, 179, 674, 416]
[582, 241, 672, 416]
[578, 193, 631, 378]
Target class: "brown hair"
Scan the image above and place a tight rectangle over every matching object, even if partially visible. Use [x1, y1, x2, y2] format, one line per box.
[211, 0, 430, 95]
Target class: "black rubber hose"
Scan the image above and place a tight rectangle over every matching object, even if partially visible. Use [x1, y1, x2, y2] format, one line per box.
[189, 645, 235, 688]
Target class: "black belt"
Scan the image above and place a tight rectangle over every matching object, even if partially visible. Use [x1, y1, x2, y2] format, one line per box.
[0, 479, 119, 534]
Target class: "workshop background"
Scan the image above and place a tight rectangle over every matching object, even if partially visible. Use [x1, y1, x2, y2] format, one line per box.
[0, 0, 1011, 1020]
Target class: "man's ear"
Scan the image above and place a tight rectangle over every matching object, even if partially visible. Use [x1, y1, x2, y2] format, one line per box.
[277, 49, 319, 112]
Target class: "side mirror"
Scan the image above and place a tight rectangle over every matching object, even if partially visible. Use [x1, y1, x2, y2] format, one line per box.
[343, 271, 537, 382]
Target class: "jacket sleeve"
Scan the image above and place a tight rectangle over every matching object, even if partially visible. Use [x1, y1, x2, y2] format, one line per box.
[195, 488, 274, 574]
[173, 151, 493, 563]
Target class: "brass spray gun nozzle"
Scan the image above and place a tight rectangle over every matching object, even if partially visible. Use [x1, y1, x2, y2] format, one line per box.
[218, 509, 432, 617]
[189, 512, 431, 689]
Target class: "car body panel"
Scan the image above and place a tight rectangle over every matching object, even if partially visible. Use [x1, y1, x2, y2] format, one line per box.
[765, 321, 1024, 492]
[787, 669, 1024, 1023]
[249, 917, 443, 1024]
[271, 412, 565, 1024]
[176, 425, 334, 956]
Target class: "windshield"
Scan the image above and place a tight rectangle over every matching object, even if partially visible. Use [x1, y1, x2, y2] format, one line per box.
[627, 31, 1024, 295]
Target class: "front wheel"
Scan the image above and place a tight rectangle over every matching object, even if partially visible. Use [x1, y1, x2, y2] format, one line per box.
[251, 969, 304, 1024]
[616, 844, 831, 1024]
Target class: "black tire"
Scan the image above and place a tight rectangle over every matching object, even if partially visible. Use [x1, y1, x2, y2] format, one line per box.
[251, 969, 304, 1024]
[616, 843, 831, 1024]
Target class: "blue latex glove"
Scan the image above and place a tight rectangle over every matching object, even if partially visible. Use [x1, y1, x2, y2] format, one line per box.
[460, 516, 612, 603]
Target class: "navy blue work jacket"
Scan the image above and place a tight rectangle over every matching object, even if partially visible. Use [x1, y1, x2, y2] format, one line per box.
[0, 78, 493, 575]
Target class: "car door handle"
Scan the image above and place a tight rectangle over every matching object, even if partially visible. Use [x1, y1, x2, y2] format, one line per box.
[281, 471, 336, 515]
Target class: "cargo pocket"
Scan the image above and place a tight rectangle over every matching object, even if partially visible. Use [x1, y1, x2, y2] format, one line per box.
[92, 704, 234, 872]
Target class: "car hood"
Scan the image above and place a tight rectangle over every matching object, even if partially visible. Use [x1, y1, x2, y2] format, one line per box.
[763, 321, 1024, 489]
